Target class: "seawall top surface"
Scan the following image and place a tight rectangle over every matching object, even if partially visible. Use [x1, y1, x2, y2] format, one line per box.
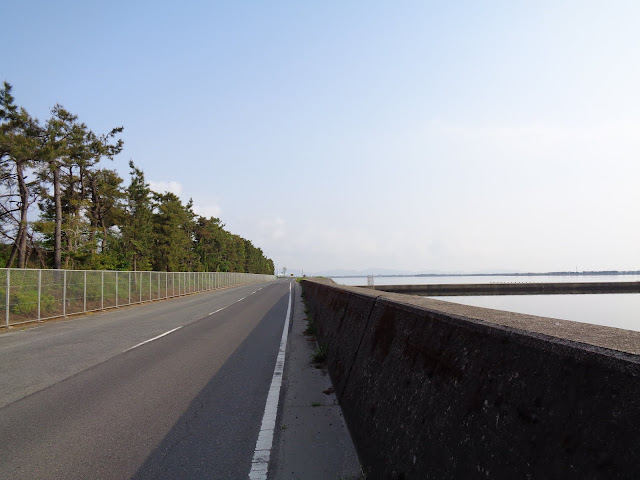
[302, 278, 640, 356]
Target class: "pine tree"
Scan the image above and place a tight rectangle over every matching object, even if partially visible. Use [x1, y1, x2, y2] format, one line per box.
[0, 82, 42, 267]
[122, 161, 153, 271]
[38, 107, 122, 268]
[151, 192, 199, 271]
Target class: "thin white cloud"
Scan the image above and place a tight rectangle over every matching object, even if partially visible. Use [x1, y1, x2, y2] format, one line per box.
[148, 181, 222, 219]
[149, 180, 183, 196]
[192, 204, 223, 219]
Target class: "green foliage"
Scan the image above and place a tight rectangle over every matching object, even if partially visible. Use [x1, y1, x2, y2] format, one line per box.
[311, 344, 328, 363]
[0, 81, 274, 274]
[121, 161, 154, 271]
[9, 290, 55, 316]
[304, 313, 316, 335]
[152, 192, 199, 271]
[194, 217, 273, 275]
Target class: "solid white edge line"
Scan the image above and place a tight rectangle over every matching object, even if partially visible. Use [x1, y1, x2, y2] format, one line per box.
[123, 326, 183, 353]
[248, 282, 292, 480]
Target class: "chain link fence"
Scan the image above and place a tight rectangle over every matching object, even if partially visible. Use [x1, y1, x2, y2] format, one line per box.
[0, 268, 275, 328]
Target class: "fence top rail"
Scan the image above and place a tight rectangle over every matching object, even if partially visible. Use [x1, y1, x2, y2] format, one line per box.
[0, 267, 275, 277]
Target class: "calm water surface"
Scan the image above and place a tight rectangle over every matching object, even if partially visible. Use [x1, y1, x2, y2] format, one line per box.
[332, 275, 640, 332]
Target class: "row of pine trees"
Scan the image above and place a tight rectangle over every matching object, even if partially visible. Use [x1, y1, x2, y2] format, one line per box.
[0, 82, 274, 275]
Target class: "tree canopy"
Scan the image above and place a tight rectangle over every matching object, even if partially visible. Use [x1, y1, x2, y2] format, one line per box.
[0, 82, 274, 274]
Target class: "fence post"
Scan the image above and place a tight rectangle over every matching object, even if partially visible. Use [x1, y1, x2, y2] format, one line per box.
[149, 271, 152, 301]
[128, 272, 131, 305]
[84, 270, 87, 313]
[63, 270, 67, 317]
[6, 269, 10, 328]
[115, 271, 118, 307]
[37, 269, 42, 321]
[101, 271, 104, 310]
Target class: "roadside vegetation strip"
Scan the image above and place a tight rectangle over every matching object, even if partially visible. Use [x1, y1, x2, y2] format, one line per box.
[249, 282, 292, 480]
[123, 326, 183, 352]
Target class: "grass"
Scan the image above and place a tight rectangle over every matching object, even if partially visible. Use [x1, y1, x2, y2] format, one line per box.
[304, 313, 317, 335]
[300, 282, 328, 363]
[311, 401, 321, 407]
[301, 289, 317, 335]
[311, 343, 328, 363]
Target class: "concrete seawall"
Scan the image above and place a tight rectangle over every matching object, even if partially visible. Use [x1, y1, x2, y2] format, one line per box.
[370, 281, 640, 296]
[300, 278, 640, 479]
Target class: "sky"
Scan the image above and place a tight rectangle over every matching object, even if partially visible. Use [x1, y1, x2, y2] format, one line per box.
[2, 1, 639, 275]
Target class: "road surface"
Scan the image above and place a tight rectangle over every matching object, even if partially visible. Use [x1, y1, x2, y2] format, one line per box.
[0, 280, 291, 479]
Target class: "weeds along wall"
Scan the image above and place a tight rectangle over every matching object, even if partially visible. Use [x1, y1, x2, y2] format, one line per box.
[300, 278, 640, 480]
[1, 268, 275, 327]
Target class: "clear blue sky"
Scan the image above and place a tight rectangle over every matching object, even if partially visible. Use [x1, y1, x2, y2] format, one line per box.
[3, 1, 639, 275]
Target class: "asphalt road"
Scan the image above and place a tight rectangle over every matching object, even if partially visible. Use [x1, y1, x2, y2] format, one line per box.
[0, 280, 291, 479]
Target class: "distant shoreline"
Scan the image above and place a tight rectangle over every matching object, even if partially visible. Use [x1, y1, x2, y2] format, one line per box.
[330, 271, 640, 279]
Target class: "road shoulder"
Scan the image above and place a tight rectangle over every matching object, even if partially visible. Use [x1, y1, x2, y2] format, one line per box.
[270, 281, 362, 480]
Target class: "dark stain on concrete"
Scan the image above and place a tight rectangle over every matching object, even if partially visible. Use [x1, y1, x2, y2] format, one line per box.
[371, 306, 395, 358]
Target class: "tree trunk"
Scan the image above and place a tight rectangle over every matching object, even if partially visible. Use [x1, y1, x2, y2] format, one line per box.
[102, 223, 108, 253]
[29, 233, 47, 268]
[53, 164, 62, 269]
[6, 238, 18, 268]
[16, 160, 29, 268]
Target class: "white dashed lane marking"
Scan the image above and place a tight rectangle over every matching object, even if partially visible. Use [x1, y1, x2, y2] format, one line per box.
[123, 327, 183, 353]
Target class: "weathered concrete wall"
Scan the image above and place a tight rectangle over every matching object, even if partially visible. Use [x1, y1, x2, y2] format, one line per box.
[301, 278, 640, 480]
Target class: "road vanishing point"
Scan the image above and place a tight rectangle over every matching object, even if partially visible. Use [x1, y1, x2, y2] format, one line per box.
[0, 280, 293, 479]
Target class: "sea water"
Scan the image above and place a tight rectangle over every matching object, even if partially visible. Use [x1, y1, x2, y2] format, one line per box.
[332, 275, 640, 332]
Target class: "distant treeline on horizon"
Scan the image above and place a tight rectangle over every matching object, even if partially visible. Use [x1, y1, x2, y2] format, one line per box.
[0, 82, 274, 274]
[333, 271, 640, 278]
